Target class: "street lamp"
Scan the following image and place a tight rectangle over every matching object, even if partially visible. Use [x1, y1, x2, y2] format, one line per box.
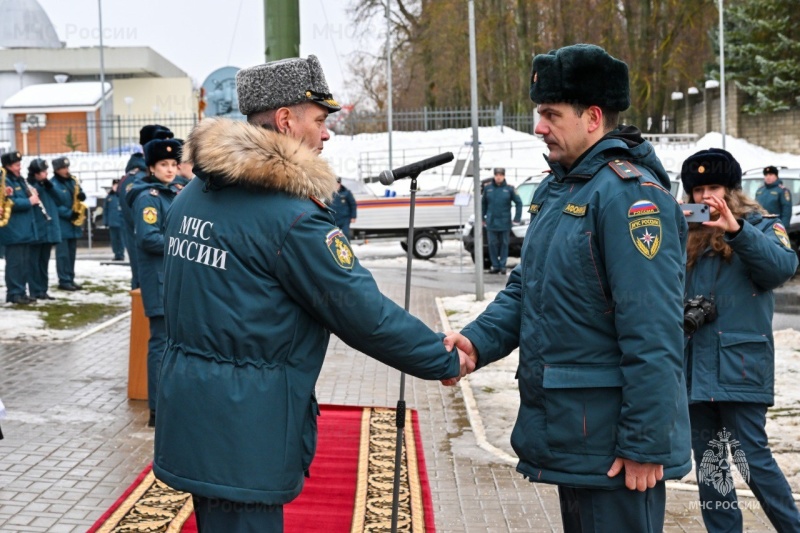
[13, 62, 25, 90]
[124, 97, 134, 147]
[20, 121, 29, 155]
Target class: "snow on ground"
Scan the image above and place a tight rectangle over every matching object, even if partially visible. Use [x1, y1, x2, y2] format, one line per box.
[440, 294, 800, 493]
[0, 259, 131, 342]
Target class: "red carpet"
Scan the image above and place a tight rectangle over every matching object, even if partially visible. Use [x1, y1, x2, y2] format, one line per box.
[88, 405, 435, 532]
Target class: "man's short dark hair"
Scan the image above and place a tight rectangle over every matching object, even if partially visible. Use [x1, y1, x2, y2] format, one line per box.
[569, 103, 620, 132]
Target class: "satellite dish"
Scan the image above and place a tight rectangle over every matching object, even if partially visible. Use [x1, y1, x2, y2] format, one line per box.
[201, 66, 244, 119]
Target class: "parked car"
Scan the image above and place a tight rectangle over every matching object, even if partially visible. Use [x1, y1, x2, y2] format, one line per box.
[667, 171, 683, 200]
[462, 173, 544, 268]
[741, 167, 800, 254]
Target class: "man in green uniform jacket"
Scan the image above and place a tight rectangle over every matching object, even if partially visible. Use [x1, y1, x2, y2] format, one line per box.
[755, 165, 792, 227]
[445, 44, 691, 533]
[153, 55, 469, 532]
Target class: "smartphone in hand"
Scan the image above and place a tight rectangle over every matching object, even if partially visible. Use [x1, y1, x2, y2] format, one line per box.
[683, 203, 710, 223]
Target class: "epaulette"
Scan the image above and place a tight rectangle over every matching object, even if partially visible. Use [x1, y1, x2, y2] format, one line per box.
[309, 196, 328, 210]
[641, 182, 672, 196]
[609, 160, 643, 180]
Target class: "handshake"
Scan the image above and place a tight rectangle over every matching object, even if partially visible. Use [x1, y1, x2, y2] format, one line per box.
[441, 331, 478, 387]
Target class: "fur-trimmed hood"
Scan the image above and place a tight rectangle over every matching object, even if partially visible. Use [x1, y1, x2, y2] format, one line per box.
[182, 118, 338, 202]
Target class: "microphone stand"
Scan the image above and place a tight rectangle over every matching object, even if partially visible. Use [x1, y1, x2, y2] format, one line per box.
[390, 171, 420, 532]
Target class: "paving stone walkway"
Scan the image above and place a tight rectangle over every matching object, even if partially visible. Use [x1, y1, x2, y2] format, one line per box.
[0, 267, 779, 532]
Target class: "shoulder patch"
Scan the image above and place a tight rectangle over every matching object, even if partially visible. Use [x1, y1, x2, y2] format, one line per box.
[310, 196, 328, 210]
[529, 203, 541, 214]
[142, 206, 158, 225]
[773, 222, 792, 249]
[326, 228, 355, 269]
[562, 203, 587, 217]
[609, 160, 643, 180]
[629, 217, 662, 260]
[126, 183, 134, 193]
[785, 190, 791, 201]
[628, 199, 660, 218]
[150, 189, 159, 197]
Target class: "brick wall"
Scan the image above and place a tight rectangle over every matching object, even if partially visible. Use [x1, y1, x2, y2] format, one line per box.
[676, 85, 800, 154]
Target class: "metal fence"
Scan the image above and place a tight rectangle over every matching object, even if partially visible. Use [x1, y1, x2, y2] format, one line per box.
[336, 105, 537, 135]
[0, 114, 200, 158]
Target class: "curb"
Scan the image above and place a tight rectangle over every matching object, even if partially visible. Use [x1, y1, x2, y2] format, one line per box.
[435, 296, 800, 502]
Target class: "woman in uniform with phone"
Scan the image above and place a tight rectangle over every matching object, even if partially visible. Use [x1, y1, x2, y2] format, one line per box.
[680, 148, 800, 532]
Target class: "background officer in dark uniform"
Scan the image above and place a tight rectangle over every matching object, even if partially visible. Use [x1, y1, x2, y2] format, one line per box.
[755, 165, 792, 227]
[26, 158, 61, 300]
[481, 167, 522, 274]
[103, 178, 124, 260]
[445, 44, 691, 533]
[154, 55, 470, 532]
[51, 157, 84, 291]
[170, 139, 193, 192]
[330, 177, 357, 238]
[0, 151, 40, 304]
[127, 138, 180, 428]
[118, 125, 174, 289]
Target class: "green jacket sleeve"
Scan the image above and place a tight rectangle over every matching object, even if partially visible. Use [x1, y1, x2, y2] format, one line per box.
[512, 190, 522, 223]
[459, 265, 523, 369]
[347, 190, 357, 219]
[273, 204, 460, 381]
[725, 218, 798, 291]
[600, 186, 686, 462]
[780, 188, 792, 228]
[133, 192, 165, 255]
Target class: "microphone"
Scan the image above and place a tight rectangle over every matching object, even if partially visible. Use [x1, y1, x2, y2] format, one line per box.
[378, 152, 454, 185]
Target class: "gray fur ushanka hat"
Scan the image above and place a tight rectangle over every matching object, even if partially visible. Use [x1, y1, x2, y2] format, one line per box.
[530, 44, 630, 111]
[236, 55, 341, 115]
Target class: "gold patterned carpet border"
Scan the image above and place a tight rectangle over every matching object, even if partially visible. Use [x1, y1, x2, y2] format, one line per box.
[89, 405, 433, 532]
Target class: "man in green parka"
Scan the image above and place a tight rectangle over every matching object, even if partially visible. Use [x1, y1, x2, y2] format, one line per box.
[153, 55, 471, 532]
[445, 44, 692, 532]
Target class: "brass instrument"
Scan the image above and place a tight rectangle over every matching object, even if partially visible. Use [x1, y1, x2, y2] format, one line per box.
[0, 168, 13, 227]
[71, 176, 87, 227]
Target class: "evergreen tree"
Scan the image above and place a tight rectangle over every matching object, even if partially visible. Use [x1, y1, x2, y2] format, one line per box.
[723, 0, 800, 114]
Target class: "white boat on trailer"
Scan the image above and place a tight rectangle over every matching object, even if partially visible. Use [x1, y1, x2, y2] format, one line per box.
[341, 178, 473, 260]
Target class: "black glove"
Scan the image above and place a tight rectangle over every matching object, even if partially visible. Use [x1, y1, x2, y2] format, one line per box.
[77, 191, 87, 201]
[70, 211, 80, 221]
[42, 179, 53, 189]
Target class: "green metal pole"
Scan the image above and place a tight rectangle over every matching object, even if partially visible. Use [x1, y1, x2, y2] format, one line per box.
[264, 0, 300, 61]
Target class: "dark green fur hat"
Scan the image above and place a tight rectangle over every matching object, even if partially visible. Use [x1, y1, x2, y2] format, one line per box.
[529, 44, 630, 111]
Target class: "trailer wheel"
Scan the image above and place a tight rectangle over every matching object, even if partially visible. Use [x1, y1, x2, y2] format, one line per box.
[412, 233, 438, 260]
